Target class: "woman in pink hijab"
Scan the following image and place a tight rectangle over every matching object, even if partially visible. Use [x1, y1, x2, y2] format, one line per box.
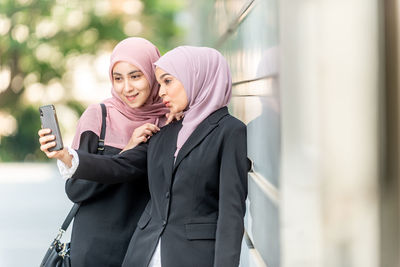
[40, 46, 249, 267]
[39, 37, 172, 267]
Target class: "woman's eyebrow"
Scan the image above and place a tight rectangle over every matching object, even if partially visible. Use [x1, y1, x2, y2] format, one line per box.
[113, 70, 141, 76]
[128, 70, 142, 75]
[159, 73, 171, 80]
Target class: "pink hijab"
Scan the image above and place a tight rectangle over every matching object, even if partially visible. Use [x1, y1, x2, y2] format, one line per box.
[72, 37, 168, 150]
[154, 46, 232, 156]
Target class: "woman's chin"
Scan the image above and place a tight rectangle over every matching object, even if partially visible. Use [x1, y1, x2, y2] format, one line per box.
[169, 106, 178, 114]
[125, 101, 143, 109]
[169, 105, 185, 114]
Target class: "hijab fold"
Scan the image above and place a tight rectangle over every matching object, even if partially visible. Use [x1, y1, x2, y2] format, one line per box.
[154, 46, 232, 156]
[72, 37, 168, 150]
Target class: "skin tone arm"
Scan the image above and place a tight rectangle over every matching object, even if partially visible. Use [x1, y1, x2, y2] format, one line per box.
[38, 113, 182, 164]
[38, 122, 160, 165]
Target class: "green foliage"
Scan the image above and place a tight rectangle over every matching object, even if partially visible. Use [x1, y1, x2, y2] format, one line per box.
[0, 0, 185, 162]
[141, 0, 186, 54]
[0, 105, 48, 161]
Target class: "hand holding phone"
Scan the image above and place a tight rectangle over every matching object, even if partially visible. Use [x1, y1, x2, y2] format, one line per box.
[39, 104, 63, 152]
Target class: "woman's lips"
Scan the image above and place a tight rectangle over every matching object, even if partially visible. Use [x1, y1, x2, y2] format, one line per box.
[163, 101, 170, 107]
[126, 94, 138, 102]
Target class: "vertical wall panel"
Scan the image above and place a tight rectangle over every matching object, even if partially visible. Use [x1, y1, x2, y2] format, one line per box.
[225, 0, 280, 266]
[247, 177, 280, 266]
[187, 0, 280, 266]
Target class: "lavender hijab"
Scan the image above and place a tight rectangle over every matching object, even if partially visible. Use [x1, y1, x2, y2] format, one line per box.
[72, 37, 168, 150]
[154, 46, 232, 156]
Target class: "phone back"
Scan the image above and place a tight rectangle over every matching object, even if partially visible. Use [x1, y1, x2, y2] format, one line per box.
[39, 105, 64, 152]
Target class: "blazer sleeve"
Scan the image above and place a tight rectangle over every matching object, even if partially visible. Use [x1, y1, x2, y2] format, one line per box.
[65, 131, 112, 203]
[71, 143, 148, 184]
[214, 123, 248, 267]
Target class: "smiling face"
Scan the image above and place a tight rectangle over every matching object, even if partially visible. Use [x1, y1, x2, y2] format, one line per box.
[155, 67, 188, 114]
[112, 61, 151, 108]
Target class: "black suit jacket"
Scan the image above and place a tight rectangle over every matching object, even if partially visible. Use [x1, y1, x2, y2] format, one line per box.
[72, 107, 249, 267]
[66, 131, 149, 267]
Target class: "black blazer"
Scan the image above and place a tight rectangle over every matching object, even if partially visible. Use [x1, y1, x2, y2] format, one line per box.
[66, 131, 149, 267]
[72, 107, 249, 267]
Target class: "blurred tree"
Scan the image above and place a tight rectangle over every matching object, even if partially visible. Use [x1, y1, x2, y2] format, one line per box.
[0, 0, 185, 162]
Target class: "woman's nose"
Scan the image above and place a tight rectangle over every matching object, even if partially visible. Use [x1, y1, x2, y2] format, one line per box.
[123, 80, 133, 92]
[159, 86, 166, 98]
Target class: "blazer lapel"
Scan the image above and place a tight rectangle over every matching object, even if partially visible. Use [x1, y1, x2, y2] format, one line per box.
[162, 121, 182, 183]
[173, 107, 229, 173]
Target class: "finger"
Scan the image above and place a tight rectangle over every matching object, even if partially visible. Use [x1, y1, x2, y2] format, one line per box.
[41, 141, 56, 151]
[39, 145, 48, 153]
[38, 128, 51, 137]
[147, 123, 160, 132]
[140, 125, 157, 133]
[139, 130, 153, 137]
[46, 151, 58, 158]
[147, 129, 157, 135]
[136, 124, 159, 136]
[39, 135, 55, 145]
[135, 132, 152, 140]
[147, 123, 158, 128]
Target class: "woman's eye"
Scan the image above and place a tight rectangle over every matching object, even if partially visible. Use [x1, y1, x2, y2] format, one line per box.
[164, 79, 171, 85]
[114, 77, 121, 81]
[131, 74, 142, 80]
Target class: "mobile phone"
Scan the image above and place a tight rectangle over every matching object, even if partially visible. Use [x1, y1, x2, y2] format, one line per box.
[39, 104, 64, 152]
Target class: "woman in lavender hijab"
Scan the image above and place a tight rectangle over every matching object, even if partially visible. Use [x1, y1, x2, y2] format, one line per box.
[39, 46, 249, 267]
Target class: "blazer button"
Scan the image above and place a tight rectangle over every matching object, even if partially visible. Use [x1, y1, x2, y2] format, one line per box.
[162, 220, 167, 226]
[165, 192, 170, 198]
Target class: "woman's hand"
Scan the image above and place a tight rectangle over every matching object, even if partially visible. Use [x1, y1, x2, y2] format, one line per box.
[121, 123, 160, 152]
[38, 128, 72, 167]
[165, 111, 184, 125]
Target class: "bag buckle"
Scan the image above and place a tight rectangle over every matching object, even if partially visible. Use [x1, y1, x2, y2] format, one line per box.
[55, 229, 65, 241]
[98, 139, 105, 151]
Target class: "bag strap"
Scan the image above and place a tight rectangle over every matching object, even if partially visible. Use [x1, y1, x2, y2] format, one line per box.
[47, 203, 79, 248]
[60, 203, 80, 231]
[98, 103, 107, 154]
[52, 104, 107, 241]
[57, 104, 106, 234]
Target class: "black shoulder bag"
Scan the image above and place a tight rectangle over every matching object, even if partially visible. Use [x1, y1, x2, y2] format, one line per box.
[40, 204, 78, 267]
[40, 103, 107, 267]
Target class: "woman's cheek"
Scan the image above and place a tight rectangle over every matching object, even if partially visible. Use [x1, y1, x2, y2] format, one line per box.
[113, 83, 123, 94]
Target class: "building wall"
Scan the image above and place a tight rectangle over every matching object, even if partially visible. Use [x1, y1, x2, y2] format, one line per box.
[186, 1, 279, 266]
[185, 0, 386, 266]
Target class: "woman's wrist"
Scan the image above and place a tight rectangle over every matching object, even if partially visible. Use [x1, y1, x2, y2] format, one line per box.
[57, 148, 79, 179]
[59, 147, 73, 167]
